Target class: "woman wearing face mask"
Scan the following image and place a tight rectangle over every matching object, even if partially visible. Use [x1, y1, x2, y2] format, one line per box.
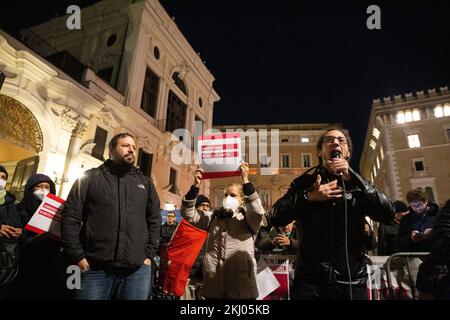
[181, 162, 265, 300]
[8, 174, 70, 299]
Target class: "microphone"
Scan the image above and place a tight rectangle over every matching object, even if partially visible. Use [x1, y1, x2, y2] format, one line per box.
[330, 150, 343, 176]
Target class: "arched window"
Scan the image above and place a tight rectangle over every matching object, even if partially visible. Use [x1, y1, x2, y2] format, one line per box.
[215, 187, 225, 208]
[258, 187, 272, 211]
[172, 72, 187, 95]
[425, 187, 435, 203]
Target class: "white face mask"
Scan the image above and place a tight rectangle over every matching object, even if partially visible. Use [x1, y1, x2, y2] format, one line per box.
[223, 196, 240, 211]
[0, 179, 6, 191]
[33, 189, 49, 201]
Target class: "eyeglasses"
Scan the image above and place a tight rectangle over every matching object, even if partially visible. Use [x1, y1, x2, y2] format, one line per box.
[323, 136, 348, 145]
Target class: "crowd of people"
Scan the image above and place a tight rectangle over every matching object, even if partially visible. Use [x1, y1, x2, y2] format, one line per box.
[1, 129, 449, 300]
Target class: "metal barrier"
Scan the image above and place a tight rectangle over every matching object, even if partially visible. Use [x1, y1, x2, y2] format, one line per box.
[384, 252, 429, 300]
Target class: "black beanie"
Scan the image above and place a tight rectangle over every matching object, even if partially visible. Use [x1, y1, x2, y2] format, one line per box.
[196, 195, 211, 208]
[394, 200, 408, 213]
[0, 165, 8, 180]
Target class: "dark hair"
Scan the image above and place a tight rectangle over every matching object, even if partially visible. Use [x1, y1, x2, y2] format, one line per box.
[316, 127, 353, 165]
[108, 133, 135, 154]
[394, 200, 408, 213]
[167, 212, 176, 217]
[406, 187, 428, 203]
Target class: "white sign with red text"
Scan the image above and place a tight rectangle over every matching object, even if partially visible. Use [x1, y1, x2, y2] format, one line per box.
[25, 193, 65, 238]
[198, 132, 242, 179]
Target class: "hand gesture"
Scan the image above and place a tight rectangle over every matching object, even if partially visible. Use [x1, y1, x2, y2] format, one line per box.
[240, 162, 250, 184]
[78, 258, 90, 272]
[327, 158, 351, 181]
[274, 235, 290, 247]
[193, 169, 203, 188]
[308, 174, 343, 202]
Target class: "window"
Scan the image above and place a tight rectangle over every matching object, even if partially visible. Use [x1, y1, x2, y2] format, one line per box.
[380, 145, 384, 161]
[281, 154, 290, 168]
[372, 128, 380, 139]
[215, 187, 224, 208]
[97, 66, 114, 84]
[166, 90, 187, 132]
[376, 156, 380, 170]
[169, 168, 178, 194]
[373, 166, 377, 178]
[397, 109, 421, 124]
[435, 105, 450, 118]
[91, 126, 107, 161]
[137, 149, 153, 177]
[260, 154, 269, 168]
[446, 128, 450, 141]
[301, 137, 310, 143]
[407, 134, 421, 148]
[141, 67, 160, 118]
[414, 160, 425, 172]
[369, 140, 377, 150]
[258, 188, 272, 210]
[302, 154, 312, 168]
[425, 187, 435, 203]
[106, 34, 117, 47]
[172, 72, 187, 95]
[153, 46, 160, 60]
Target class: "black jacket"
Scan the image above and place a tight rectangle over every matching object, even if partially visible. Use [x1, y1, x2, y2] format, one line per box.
[160, 222, 178, 246]
[256, 225, 298, 254]
[0, 191, 22, 229]
[398, 202, 439, 253]
[268, 166, 394, 285]
[377, 220, 400, 255]
[61, 160, 161, 268]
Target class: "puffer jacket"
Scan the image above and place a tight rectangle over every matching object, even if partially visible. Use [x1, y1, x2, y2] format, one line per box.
[181, 184, 265, 299]
[268, 166, 395, 285]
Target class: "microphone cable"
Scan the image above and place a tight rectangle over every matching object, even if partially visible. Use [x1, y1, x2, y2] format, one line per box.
[341, 175, 353, 300]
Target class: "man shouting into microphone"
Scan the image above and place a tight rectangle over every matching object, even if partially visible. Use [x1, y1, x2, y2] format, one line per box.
[268, 128, 395, 300]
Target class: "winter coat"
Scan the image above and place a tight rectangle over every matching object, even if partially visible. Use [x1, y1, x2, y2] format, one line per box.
[268, 166, 395, 285]
[61, 160, 161, 269]
[398, 202, 439, 253]
[181, 184, 265, 299]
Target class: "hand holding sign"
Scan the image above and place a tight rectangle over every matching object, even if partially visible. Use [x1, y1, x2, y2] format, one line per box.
[240, 162, 250, 184]
[193, 169, 203, 188]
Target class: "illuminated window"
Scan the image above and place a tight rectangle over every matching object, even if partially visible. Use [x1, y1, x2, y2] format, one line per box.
[372, 128, 380, 139]
[373, 166, 377, 178]
[397, 109, 421, 123]
[376, 156, 380, 170]
[435, 106, 444, 118]
[407, 134, 421, 148]
[380, 145, 384, 161]
[397, 111, 405, 124]
[446, 105, 450, 116]
[369, 140, 377, 150]
[301, 137, 310, 143]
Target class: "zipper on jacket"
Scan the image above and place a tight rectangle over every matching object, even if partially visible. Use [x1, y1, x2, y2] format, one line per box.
[113, 176, 121, 262]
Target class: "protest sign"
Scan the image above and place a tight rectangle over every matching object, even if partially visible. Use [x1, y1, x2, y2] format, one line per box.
[25, 193, 64, 237]
[198, 133, 242, 179]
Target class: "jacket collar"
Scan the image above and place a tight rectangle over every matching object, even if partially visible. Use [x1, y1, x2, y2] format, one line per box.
[101, 159, 140, 176]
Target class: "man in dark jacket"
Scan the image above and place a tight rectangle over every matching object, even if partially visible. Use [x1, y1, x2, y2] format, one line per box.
[268, 128, 395, 300]
[61, 133, 161, 300]
[377, 200, 409, 255]
[160, 211, 178, 246]
[398, 188, 439, 253]
[256, 222, 298, 254]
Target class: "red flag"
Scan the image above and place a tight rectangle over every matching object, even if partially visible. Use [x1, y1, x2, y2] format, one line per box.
[162, 219, 208, 296]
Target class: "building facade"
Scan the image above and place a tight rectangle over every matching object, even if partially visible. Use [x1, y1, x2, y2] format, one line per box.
[208, 123, 342, 211]
[0, 0, 219, 206]
[360, 86, 450, 206]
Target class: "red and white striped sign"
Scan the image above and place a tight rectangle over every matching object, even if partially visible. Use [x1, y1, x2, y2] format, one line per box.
[198, 133, 242, 179]
[25, 193, 65, 238]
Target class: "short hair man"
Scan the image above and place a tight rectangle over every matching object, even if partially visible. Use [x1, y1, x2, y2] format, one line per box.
[268, 128, 395, 300]
[398, 188, 440, 253]
[62, 133, 161, 300]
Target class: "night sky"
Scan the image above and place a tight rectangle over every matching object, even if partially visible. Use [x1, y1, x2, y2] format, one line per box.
[2, 0, 449, 170]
